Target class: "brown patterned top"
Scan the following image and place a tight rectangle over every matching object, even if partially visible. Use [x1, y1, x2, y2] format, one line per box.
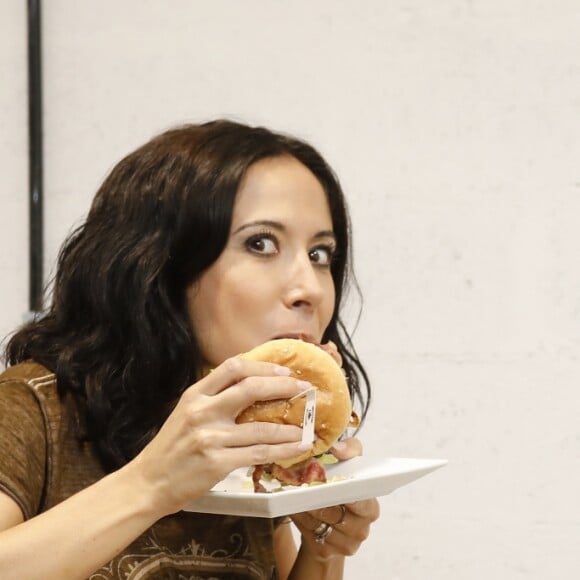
[0, 362, 280, 579]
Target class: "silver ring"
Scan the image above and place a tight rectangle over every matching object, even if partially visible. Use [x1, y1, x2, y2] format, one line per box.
[313, 522, 333, 544]
[313, 522, 328, 536]
[328, 504, 347, 526]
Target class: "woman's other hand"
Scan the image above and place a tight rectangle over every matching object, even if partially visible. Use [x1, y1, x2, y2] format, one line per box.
[289, 437, 380, 561]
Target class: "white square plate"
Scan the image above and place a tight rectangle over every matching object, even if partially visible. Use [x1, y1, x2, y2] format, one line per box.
[183, 456, 447, 518]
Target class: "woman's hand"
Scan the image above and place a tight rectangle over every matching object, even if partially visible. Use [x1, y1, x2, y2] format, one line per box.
[289, 438, 380, 561]
[130, 356, 312, 516]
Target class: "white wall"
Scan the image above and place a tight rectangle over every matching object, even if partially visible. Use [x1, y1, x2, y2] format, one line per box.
[1, 1, 579, 578]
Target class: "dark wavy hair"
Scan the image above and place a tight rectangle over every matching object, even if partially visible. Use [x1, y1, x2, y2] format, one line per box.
[5, 120, 371, 471]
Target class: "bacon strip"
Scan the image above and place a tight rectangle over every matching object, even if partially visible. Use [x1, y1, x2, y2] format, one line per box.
[252, 464, 267, 493]
[272, 458, 326, 486]
[252, 458, 326, 492]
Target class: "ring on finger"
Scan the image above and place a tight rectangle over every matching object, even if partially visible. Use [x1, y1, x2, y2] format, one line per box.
[313, 522, 333, 544]
[329, 504, 347, 526]
[313, 521, 328, 535]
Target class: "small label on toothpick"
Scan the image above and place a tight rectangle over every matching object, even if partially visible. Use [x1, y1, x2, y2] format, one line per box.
[301, 388, 317, 445]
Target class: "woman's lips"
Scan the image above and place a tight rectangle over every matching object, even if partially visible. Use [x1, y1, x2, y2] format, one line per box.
[271, 332, 316, 343]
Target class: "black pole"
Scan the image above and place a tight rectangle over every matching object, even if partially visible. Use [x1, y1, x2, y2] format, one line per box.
[28, 0, 43, 313]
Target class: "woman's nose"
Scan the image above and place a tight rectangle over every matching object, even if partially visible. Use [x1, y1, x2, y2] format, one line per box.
[283, 256, 326, 310]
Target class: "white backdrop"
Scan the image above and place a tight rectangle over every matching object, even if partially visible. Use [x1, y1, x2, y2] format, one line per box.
[1, 1, 579, 578]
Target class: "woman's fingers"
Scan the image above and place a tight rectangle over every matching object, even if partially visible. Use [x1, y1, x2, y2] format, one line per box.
[221, 422, 303, 447]
[291, 498, 380, 557]
[195, 356, 292, 396]
[184, 356, 320, 422]
[330, 437, 363, 461]
[218, 440, 313, 472]
[343, 498, 380, 521]
[181, 374, 311, 422]
[307, 499, 379, 527]
[219, 374, 312, 417]
[218, 422, 311, 470]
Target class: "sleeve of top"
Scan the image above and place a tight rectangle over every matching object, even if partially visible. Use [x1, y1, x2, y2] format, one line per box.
[0, 380, 46, 520]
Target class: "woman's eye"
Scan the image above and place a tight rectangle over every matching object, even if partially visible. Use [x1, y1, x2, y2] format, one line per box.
[246, 235, 278, 255]
[309, 246, 334, 266]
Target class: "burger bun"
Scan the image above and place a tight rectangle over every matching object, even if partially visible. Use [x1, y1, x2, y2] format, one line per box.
[236, 338, 352, 467]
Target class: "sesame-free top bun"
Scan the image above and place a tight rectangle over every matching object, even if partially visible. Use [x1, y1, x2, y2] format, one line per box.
[236, 338, 352, 467]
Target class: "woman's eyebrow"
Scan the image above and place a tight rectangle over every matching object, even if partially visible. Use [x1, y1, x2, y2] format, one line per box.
[233, 220, 336, 241]
[313, 230, 336, 241]
[232, 220, 285, 235]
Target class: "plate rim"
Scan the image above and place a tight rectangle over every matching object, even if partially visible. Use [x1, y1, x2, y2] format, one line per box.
[183, 456, 447, 518]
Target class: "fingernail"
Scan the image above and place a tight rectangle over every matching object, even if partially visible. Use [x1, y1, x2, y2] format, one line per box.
[298, 441, 314, 451]
[297, 380, 313, 390]
[274, 365, 292, 376]
[332, 441, 346, 452]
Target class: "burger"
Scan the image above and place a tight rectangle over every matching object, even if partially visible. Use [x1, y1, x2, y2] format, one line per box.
[237, 337, 357, 492]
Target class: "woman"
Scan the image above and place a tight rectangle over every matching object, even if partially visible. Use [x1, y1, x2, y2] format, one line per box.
[0, 120, 379, 579]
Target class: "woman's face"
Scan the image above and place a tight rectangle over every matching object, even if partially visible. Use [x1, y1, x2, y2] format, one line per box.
[187, 155, 336, 367]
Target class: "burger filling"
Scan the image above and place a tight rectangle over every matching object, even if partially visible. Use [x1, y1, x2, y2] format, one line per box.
[251, 457, 327, 493]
